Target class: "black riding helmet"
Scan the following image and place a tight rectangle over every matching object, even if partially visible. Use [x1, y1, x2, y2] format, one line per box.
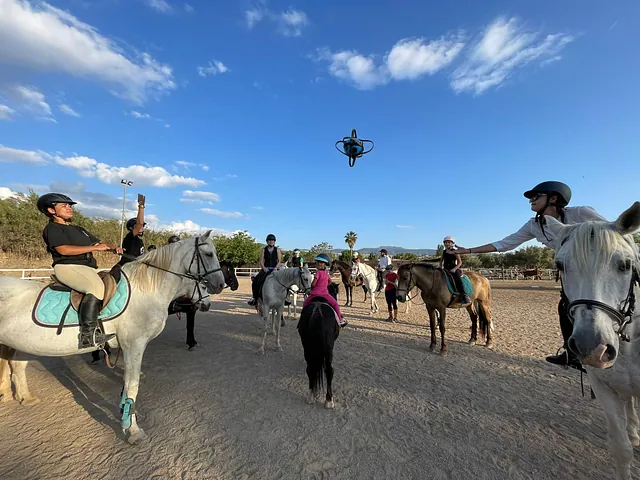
[523, 181, 572, 206]
[37, 193, 77, 215]
[126, 218, 147, 231]
[167, 235, 180, 244]
[266, 233, 276, 242]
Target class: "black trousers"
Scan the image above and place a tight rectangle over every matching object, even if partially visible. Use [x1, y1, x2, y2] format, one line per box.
[252, 269, 270, 299]
[385, 289, 398, 310]
[558, 290, 574, 347]
[452, 269, 466, 296]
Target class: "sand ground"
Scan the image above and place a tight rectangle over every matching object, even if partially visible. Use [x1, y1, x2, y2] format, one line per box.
[0, 278, 632, 480]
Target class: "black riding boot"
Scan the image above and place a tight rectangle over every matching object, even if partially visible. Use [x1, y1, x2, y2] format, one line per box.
[453, 271, 470, 304]
[545, 295, 585, 372]
[78, 293, 115, 349]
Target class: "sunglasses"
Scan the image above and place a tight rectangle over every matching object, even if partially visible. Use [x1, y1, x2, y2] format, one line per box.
[529, 193, 547, 202]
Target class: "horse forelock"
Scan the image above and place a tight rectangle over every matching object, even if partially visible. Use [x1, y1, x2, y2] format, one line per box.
[562, 221, 639, 274]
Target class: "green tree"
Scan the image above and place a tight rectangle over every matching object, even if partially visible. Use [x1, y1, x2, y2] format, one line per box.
[310, 242, 333, 254]
[213, 231, 261, 266]
[394, 252, 418, 261]
[339, 250, 353, 262]
[344, 231, 357, 257]
[633, 232, 640, 244]
[435, 244, 444, 257]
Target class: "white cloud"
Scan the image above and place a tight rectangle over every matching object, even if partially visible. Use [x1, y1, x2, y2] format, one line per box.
[9, 183, 49, 193]
[59, 104, 81, 117]
[179, 198, 204, 204]
[164, 123, 170, 128]
[211, 173, 237, 181]
[316, 33, 464, 90]
[4, 84, 55, 121]
[0, 104, 15, 120]
[145, 0, 172, 13]
[245, 2, 308, 36]
[0, 186, 21, 200]
[183, 190, 220, 202]
[197, 60, 229, 77]
[176, 161, 210, 172]
[277, 9, 308, 37]
[199, 208, 246, 219]
[130, 110, 152, 119]
[0, 0, 176, 104]
[450, 16, 574, 95]
[149, 219, 242, 237]
[201, 164, 209, 171]
[540, 55, 562, 67]
[0, 144, 49, 164]
[184, 4, 194, 13]
[396, 224, 414, 229]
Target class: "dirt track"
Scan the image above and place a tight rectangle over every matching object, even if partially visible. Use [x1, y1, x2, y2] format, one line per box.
[0, 278, 630, 479]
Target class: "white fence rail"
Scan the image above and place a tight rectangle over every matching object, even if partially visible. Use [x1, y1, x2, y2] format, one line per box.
[0, 267, 320, 280]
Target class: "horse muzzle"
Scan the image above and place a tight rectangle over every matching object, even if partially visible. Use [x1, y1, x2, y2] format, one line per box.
[568, 337, 617, 369]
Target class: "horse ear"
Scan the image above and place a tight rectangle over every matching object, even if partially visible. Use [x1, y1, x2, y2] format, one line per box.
[615, 201, 640, 235]
[199, 230, 213, 241]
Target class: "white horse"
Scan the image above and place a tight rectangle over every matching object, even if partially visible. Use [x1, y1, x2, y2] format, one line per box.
[352, 262, 379, 314]
[545, 202, 640, 480]
[0, 231, 226, 444]
[258, 266, 314, 355]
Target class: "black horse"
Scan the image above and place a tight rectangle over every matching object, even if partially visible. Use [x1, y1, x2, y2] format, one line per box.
[329, 260, 369, 307]
[91, 261, 238, 362]
[297, 282, 341, 409]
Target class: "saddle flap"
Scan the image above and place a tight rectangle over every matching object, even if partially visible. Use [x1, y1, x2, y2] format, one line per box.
[69, 271, 118, 311]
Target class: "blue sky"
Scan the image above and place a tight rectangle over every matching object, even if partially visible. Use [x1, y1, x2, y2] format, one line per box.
[1, 0, 639, 252]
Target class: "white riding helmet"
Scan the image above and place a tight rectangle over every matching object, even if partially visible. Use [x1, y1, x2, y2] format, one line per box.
[353, 251, 359, 257]
[443, 236, 455, 243]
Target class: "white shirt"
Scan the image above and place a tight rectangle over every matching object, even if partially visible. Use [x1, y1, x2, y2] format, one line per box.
[378, 255, 392, 269]
[491, 206, 607, 253]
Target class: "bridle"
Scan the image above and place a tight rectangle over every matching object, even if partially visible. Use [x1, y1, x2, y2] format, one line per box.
[273, 266, 312, 296]
[562, 236, 640, 342]
[140, 238, 223, 293]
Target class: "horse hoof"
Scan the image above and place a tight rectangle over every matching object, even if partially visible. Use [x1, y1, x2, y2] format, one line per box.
[631, 436, 640, 447]
[325, 400, 335, 409]
[468, 339, 477, 346]
[19, 396, 41, 407]
[307, 393, 315, 404]
[486, 341, 494, 349]
[188, 344, 197, 351]
[429, 344, 437, 352]
[258, 347, 265, 356]
[280, 321, 286, 327]
[440, 347, 447, 356]
[0, 392, 14, 403]
[127, 428, 148, 445]
[275, 345, 283, 352]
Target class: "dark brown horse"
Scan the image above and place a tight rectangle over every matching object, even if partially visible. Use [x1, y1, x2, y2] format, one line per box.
[329, 260, 369, 307]
[521, 268, 543, 280]
[396, 263, 493, 353]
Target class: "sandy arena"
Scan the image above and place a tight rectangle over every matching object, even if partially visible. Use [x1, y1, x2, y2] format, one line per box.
[0, 277, 632, 480]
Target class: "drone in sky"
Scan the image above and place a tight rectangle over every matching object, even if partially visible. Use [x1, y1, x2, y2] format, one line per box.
[335, 129, 374, 167]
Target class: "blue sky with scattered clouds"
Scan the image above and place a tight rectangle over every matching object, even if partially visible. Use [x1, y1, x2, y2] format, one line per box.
[1, 0, 639, 250]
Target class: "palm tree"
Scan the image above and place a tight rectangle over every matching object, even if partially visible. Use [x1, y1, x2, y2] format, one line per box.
[344, 231, 358, 257]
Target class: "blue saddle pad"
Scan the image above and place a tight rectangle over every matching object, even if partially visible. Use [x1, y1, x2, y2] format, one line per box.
[444, 272, 473, 296]
[31, 272, 131, 328]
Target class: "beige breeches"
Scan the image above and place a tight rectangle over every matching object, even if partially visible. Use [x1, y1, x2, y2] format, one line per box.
[54, 264, 105, 300]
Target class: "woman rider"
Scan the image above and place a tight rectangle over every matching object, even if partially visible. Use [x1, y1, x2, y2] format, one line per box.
[38, 193, 121, 349]
[453, 181, 607, 372]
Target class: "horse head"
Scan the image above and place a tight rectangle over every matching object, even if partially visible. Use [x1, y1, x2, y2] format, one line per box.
[395, 264, 416, 302]
[547, 202, 640, 369]
[182, 230, 226, 295]
[220, 261, 239, 291]
[298, 265, 315, 294]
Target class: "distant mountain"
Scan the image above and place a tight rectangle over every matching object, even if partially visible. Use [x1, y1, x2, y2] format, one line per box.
[331, 246, 437, 256]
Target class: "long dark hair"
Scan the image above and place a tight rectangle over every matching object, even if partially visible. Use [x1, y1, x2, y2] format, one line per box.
[535, 192, 567, 240]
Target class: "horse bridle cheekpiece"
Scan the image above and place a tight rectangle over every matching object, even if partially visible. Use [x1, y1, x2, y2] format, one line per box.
[562, 235, 640, 342]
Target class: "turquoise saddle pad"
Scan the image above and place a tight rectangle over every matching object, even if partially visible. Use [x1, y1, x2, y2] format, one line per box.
[31, 272, 131, 328]
[444, 273, 473, 296]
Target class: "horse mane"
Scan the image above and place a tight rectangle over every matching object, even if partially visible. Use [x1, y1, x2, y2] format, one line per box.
[332, 260, 351, 270]
[123, 242, 178, 293]
[563, 221, 639, 273]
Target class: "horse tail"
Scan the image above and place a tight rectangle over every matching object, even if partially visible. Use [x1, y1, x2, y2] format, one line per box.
[477, 281, 493, 340]
[306, 305, 325, 393]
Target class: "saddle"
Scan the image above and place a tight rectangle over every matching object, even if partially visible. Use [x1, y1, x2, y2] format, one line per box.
[442, 269, 473, 297]
[49, 265, 122, 312]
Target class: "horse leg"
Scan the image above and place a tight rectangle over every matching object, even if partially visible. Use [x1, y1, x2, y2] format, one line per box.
[438, 307, 447, 354]
[275, 306, 284, 352]
[186, 309, 197, 350]
[0, 345, 15, 402]
[120, 341, 148, 444]
[9, 357, 40, 406]
[427, 308, 438, 351]
[627, 397, 640, 447]
[477, 299, 494, 349]
[589, 376, 634, 480]
[467, 303, 478, 346]
[259, 309, 270, 355]
[344, 284, 350, 307]
[325, 345, 334, 409]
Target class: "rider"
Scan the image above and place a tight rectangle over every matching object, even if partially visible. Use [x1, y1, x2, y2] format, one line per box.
[384, 265, 398, 322]
[37, 193, 120, 349]
[440, 236, 471, 305]
[452, 181, 607, 371]
[290, 248, 304, 268]
[303, 253, 347, 327]
[248, 233, 283, 306]
[376, 249, 392, 292]
[352, 251, 361, 264]
[117, 194, 146, 266]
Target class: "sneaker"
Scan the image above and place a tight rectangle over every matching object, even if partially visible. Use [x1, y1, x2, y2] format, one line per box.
[386, 315, 394, 322]
[339, 318, 348, 328]
[247, 298, 256, 306]
[284, 299, 291, 306]
[546, 351, 586, 373]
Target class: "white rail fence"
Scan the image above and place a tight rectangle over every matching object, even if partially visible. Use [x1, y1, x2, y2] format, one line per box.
[0, 267, 555, 281]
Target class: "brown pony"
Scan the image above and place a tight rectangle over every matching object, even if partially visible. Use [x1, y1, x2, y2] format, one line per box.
[396, 263, 494, 353]
[521, 268, 543, 280]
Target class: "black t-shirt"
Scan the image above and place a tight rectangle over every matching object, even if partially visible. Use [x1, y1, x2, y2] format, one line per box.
[442, 251, 458, 270]
[42, 222, 100, 268]
[118, 231, 145, 266]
